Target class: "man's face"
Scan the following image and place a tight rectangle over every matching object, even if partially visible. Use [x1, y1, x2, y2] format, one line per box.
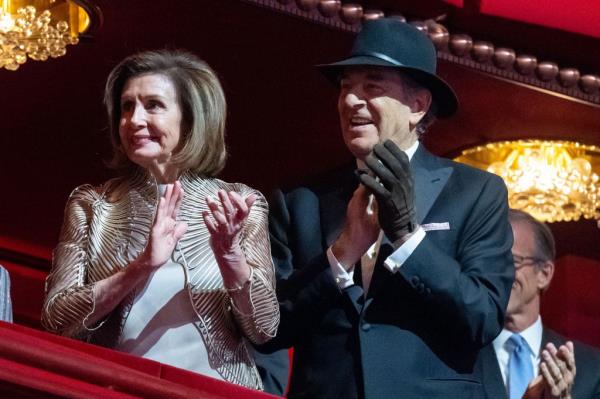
[506, 220, 551, 317]
[337, 67, 429, 160]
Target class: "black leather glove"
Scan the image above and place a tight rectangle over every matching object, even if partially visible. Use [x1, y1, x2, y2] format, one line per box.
[359, 140, 417, 243]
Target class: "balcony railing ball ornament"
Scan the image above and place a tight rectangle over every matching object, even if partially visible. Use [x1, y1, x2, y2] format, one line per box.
[493, 47, 516, 69]
[558, 68, 581, 88]
[387, 14, 407, 23]
[515, 54, 538, 75]
[427, 22, 449, 50]
[409, 20, 428, 33]
[536, 62, 559, 81]
[340, 3, 362, 25]
[579, 75, 600, 94]
[363, 9, 384, 21]
[472, 41, 494, 62]
[317, 0, 340, 17]
[449, 33, 473, 57]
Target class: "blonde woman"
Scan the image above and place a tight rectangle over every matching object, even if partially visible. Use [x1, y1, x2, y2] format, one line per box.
[42, 49, 279, 390]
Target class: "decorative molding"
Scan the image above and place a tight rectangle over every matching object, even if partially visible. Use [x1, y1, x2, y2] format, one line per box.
[241, 0, 361, 32]
[240, 0, 600, 105]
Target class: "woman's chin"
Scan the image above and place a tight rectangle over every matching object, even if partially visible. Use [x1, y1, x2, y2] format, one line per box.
[127, 153, 160, 170]
[128, 147, 162, 161]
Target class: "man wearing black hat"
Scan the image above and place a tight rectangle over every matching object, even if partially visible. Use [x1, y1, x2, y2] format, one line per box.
[257, 18, 514, 398]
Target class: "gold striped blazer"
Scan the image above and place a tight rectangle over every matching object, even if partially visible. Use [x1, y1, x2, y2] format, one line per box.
[42, 170, 279, 390]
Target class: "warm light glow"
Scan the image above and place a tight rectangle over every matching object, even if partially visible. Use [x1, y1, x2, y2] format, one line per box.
[0, 0, 90, 70]
[455, 140, 600, 222]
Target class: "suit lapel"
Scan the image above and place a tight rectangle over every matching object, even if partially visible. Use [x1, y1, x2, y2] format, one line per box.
[479, 344, 508, 399]
[411, 145, 453, 224]
[366, 145, 453, 302]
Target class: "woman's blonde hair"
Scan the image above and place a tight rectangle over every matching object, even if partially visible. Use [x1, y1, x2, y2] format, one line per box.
[104, 49, 227, 176]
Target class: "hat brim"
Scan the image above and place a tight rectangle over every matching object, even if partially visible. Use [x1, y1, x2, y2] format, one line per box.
[316, 55, 458, 118]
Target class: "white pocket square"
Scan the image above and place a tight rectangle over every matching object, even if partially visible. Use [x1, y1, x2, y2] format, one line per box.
[421, 222, 450, 231]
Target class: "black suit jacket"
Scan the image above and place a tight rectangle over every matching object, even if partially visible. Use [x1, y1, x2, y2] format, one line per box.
[477, 328, 600, 399]
[258, 145, 515, 399]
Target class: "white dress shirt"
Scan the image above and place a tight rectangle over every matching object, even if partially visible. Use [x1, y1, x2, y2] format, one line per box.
[492, 316, 543, 388]
[327, 140, 426, 289]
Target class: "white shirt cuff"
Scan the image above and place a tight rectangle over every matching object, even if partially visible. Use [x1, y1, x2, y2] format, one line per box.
[326, 247, 355, 289]
[383, 226, 426, 273]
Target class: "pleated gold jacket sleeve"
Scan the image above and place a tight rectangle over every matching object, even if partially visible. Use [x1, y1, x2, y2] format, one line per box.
[42, 170, 279, 389]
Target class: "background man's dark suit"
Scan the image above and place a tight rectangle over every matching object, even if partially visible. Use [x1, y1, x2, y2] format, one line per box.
[477, 329, 600, 399]
[259, 144, 514, 398]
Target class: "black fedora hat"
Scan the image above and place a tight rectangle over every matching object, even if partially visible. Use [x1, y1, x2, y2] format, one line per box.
[317, 18, 458, 118]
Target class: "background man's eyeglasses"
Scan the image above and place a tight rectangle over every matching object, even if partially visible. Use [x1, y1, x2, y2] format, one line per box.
[512, 254, 545, 269]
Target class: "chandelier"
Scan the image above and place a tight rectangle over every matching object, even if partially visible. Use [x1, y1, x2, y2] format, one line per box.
[0, 0, 92, 70]
[455, 140, 600, 222]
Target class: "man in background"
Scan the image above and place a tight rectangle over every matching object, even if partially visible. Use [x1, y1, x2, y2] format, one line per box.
[477, 209, 600, 399]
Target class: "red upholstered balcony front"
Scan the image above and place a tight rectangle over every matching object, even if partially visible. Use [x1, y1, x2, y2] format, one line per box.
[0, 321, 279, 398]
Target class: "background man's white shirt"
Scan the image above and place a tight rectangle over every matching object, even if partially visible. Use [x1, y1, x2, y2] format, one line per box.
[493, 316, 543, 387]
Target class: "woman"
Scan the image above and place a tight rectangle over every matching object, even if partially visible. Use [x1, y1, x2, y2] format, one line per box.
[42, 50, 279, 390]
